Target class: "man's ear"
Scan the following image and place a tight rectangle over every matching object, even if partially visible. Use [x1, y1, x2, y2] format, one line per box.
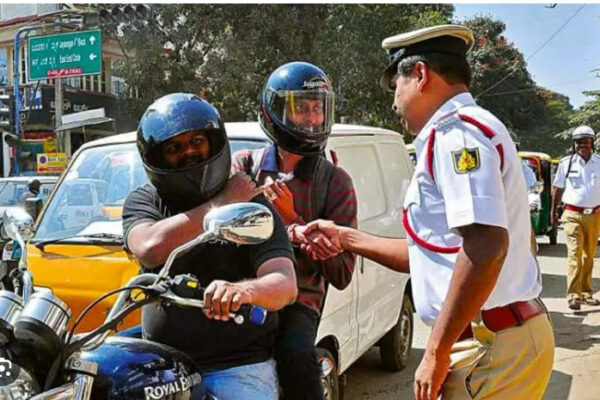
[414, 61, 429, 92]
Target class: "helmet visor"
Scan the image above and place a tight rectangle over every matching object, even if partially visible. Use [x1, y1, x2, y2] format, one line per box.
[266, 89, 334, 136]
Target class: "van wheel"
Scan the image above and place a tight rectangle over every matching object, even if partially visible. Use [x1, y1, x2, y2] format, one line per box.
[549, 225, 557, 245]
[316, 347, 340, 400]
[380, 294, 413, 371]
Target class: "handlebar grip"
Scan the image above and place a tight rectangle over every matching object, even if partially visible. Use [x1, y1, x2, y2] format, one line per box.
[238, 304, 268, 326]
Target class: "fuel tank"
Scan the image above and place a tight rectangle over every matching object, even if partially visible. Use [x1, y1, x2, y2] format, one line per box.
[78, 336, 203, 400]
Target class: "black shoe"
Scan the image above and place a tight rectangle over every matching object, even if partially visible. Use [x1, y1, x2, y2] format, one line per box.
[582, 297, 600, 306]
[568, 298, 581, 310]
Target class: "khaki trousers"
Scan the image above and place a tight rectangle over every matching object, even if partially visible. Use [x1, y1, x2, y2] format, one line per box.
[441, 313, 554, 400]
[562, 209, 600, 300]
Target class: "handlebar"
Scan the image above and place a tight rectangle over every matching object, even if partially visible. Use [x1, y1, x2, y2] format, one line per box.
[79, 273, 267, 350]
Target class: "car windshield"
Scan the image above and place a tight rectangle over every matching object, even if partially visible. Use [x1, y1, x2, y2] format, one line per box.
[33, 139, 268, 243]
[34, 143, 150, 242]
[0, 180, 54, 207]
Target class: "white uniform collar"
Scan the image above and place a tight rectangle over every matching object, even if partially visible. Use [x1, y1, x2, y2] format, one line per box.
[412, 92, 477, 155]
[573, 153, 600, 164]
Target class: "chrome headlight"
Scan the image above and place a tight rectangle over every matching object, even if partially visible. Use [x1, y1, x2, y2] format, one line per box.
[0, 291, 24, 345]
[14, 291, 71, 358]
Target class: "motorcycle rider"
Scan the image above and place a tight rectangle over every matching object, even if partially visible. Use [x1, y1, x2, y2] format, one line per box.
[231, 62, 358, 399]
[122, 93, 298, 399]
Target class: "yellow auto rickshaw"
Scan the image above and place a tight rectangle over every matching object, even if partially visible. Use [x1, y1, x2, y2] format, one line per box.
[519, 151, 558, 244]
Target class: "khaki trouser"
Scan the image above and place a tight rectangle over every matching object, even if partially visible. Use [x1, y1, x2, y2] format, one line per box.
[441, 313, 554, 400]
[562, 209, 600, 300]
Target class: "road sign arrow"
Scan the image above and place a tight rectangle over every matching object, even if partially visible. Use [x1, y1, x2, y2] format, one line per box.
[89, 35, 96, 45]
[89, 53, 97, 61]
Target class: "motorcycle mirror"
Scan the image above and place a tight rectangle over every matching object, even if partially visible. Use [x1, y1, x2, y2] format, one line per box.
[204, 202, 274, 245]
[2, 208, 35, 242]
[157, 202, 273, 281]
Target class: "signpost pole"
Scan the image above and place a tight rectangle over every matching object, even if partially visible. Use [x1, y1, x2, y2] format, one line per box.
[54, 23, 63, 153]
[11, 22, 56, 175]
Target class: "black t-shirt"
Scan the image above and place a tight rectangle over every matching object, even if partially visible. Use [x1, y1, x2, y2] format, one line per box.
[122, 184, 295, 371]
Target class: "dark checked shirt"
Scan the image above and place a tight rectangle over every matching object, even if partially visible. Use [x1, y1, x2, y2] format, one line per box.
[232, 145, 358, 314]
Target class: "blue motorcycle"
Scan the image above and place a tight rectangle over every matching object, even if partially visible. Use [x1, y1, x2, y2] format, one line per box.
[0, 202, 273, 400]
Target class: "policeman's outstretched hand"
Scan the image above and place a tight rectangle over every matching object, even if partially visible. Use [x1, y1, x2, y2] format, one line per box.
[414, 349, 450, 400]
[295, 220, 344, 260]
[219, 172, 263, 204]
[262, 179, 298, 224]
[203, 280, 252, 322]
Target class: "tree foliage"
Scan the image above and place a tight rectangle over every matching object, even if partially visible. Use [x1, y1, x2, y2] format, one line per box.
[112, 4, 452, 128]
[463, 16, 571, 155]
[110, 5, 586, 156]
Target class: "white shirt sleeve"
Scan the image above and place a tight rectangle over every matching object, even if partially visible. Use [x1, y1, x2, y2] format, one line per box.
[433, 126, 508, 230]
[553, 159, 567, 189]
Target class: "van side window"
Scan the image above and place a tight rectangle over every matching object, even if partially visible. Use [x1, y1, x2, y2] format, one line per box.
[334, 144, 386, 220]
[378, 143, 412, 209]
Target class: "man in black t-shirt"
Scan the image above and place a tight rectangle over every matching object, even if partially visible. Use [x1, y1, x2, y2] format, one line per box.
[122, 93, 297, 400]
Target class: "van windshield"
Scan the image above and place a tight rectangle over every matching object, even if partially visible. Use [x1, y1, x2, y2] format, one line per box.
[34, 143, 149, 242]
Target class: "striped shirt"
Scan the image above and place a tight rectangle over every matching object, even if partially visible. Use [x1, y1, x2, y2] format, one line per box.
[232, 145, 358, 313]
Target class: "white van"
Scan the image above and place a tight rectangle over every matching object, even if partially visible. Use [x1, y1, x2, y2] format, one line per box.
[28, 122, 415, 400]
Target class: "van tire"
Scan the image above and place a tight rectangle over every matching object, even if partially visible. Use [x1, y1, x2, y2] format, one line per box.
[316, 347, 340, 400]
[380, 294, 413, 371]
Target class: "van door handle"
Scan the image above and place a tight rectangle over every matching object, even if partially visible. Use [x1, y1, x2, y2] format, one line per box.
[359, 257, 364, 274]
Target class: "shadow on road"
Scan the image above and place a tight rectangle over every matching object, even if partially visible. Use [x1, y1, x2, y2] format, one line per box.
[538, 242, 568, 258]
[543, 369, 572, 400]
[345, 347, 424, 400]
[540, 273, 600, 299]
[549, 309, 600, 351]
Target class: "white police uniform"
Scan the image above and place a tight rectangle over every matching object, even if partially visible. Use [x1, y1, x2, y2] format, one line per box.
[403, 92, 542, 325]
[553, 153, 600, 209]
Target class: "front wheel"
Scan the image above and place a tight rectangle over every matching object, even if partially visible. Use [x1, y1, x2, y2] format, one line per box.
[380, 293, 414, 371]
[316, 347, 340, 400]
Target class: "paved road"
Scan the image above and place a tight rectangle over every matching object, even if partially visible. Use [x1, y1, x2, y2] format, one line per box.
[344, 231, 600, 400]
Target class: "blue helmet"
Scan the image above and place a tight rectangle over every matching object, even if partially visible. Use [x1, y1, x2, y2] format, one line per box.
[137, 93, 231, 211]
[259, 62, 335, 155]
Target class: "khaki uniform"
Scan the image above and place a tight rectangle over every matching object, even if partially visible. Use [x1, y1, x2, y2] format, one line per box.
[554, 154, 600, 301]
[562, 210, 600, 300]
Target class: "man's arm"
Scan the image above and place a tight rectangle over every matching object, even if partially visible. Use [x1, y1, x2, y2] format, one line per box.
[551, 186, 564, 226]
[414, 223, 508, 400]
[303, 220, 410, 274]
[127, 173, 262, 268]
[203, 256, 297, 321]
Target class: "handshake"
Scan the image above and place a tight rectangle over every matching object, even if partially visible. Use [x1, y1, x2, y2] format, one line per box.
[290, 220, 346, 261]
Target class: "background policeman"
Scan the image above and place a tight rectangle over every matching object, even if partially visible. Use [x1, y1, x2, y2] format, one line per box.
[551, 125, 600, 310]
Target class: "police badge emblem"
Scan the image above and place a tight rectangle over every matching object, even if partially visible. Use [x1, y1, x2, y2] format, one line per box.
[452, 148, 480, 173]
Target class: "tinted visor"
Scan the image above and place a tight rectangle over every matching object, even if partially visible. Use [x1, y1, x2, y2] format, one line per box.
[266, 89, 334, 136]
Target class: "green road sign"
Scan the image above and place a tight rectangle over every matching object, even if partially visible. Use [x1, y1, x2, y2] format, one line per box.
[28, 30, 102, 81]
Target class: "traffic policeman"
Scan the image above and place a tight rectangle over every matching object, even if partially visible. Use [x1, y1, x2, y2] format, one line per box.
[551, 125, 600, 310]
[303, 24, 554, 400]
